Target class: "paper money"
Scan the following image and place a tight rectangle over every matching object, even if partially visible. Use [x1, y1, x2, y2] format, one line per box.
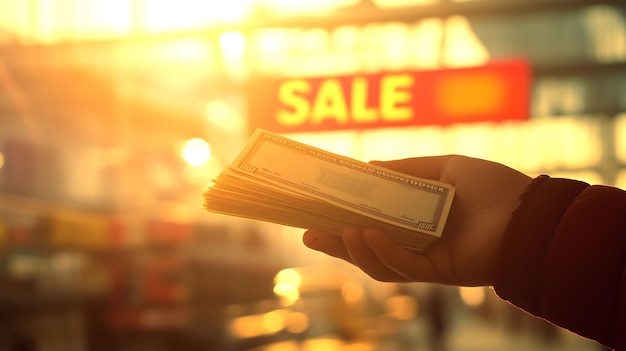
[203, 129, 455, 251]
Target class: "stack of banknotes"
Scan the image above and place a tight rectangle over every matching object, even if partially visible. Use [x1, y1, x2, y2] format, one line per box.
[203, 129, 455, 251]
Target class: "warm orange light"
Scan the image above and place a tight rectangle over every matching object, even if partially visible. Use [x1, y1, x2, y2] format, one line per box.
[384, 295, 417, 320]
[0, 216, 7, 250]
[617, 172, 626, 190]
[371, 0, 437, 8]
[229, 310, 287, 339]
[341, 280, 365, 304]
[0, 152, 4, 170]
[86, 147, 127, 169]
[262, 0, 358, 16]
[616, 113, 626, 163]
[184, 156, 224, 186]
[285, 312, 309, 334]
[205, 100, 245, 131]
[459, 286, 485, 306]
[436, 73, 505, 117]
[219, 31, 246, 58]
[301, 337, 345, 351]
[273, 268, 302, 305]
[273, 283, 299, 306]
[262, 310, 286, 333]
[182, 138, 211, 166]
[274, 268, 302, 287]
[156, 201, 194, 224]
[341, 341, 377, 351]
[260, 341, 301, 351]
[229, 315, 263, 339]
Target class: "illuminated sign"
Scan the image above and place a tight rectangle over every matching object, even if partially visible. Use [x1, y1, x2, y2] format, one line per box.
[248, 60, 530, 133]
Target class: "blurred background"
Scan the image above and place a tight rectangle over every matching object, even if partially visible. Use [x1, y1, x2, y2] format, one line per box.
[0, 0, 624, 350]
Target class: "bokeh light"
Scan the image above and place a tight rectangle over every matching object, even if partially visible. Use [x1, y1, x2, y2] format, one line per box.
[219, 31, 246, 58]
[182, 138, 211, 166]
[459, 286, 486, 307]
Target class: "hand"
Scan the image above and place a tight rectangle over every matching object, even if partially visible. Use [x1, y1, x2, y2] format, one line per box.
[302, 155, 532, 286]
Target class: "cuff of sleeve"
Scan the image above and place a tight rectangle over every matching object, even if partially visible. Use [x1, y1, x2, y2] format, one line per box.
[493, 175, 588, 317]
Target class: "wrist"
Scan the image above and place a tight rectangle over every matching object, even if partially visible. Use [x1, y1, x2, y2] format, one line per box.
[493, 176, 589, 316]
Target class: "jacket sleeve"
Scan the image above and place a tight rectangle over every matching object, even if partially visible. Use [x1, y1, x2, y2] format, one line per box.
[493, 175, 626, 350]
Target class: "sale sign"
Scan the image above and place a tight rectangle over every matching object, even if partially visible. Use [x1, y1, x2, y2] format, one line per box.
[247, 60, 530, 133]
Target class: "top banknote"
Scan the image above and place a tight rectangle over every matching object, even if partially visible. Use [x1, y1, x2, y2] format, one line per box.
[203, 129, 455, 251]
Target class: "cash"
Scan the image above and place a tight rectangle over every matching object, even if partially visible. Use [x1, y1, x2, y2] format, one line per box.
[203, 129, 455, 251]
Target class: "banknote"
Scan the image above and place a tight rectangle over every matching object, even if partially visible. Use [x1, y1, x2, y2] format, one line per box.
[204, 129, 455, 251]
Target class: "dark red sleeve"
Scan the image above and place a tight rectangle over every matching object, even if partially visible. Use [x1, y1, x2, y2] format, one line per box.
[494, 176, 626, 350]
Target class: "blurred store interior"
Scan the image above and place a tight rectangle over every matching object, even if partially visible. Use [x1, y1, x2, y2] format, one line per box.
[0, 0, 624, 350]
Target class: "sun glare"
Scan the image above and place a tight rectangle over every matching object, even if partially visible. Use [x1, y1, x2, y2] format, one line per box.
[182, 138, 211, 166]
[219, 31, 246, 58]
[261, 0, 358, 16]
[142, 0, 251, 33]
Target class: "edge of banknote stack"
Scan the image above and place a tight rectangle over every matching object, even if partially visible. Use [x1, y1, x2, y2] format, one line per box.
[203, 129, 456, 252]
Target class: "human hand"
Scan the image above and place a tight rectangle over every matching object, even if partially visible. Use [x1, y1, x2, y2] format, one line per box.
[302, 155, 532, 286]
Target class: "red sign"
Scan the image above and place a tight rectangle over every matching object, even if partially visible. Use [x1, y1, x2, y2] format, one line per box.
[247, 60, 530, 133]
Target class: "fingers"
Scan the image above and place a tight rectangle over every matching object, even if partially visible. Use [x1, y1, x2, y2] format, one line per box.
[304, 227, 440, 283]
[341, 227, 410, 282]
[369, 155, 455, 181]
[361, 229, 440, 283]
[303, 229, 351, 262]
